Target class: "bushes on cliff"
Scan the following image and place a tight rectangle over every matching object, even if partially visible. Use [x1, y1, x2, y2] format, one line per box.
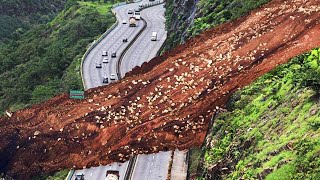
[198, 48, 320, 179]
[163, 0, 270, 51]
[188, 0, 269, 37]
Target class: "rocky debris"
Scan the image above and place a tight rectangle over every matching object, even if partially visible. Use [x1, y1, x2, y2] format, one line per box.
[0, 0, 320, 179]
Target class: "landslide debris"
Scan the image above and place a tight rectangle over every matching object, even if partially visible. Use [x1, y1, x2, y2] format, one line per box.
[0, 0, 320, 178]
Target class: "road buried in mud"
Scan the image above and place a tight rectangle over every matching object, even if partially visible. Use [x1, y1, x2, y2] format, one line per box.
[0, 0, 320, 178]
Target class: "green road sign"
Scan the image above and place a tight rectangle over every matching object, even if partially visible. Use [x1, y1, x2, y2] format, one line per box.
[70, 90, 84, 99]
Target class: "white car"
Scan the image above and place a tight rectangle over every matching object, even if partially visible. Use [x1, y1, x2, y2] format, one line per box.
[102, 51, 108, 56]
[110, 74, 116, 80]
[122, 20, 127, 24]
[102, 57, 109, 63]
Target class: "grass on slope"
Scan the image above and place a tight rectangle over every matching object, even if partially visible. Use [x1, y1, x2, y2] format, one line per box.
[78, 1, 114, 15]
[198, 48, 320, 179]
[31, 169, 69, 180]
[0, 0, 117, 114]
[188, 0, 269, 37]
[0, 0, 66, 42]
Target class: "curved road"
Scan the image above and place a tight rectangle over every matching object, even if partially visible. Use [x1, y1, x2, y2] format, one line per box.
[82, 1, 147, 89]
[74, 1, 173, 180]
[119, 3, 166, 76]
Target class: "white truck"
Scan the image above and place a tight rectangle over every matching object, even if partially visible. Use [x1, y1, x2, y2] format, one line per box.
[105, 170, 119, 180]
[129, 17, 136, 27]
[134, 11, 141, 20]
[151, 32, 157, 41]
[135, 14, 141, 20]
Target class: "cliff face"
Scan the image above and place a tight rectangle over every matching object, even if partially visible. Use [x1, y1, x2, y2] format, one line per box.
[163, 0, 197, 51]
[163, 0, 270, 52]
[1, 0, 320, 178]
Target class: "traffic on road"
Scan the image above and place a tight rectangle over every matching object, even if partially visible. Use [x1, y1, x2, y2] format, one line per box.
[74, 0, 188, 180]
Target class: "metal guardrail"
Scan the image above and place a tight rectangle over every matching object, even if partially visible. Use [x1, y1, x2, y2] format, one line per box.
[65, 169, 75, 180]
[116, 1, 166, 78]
[78, 1, 166, 179]
[138, 0, 165, 11]
[123, 156, 137, 180]
[80, 0, 143, 90]
[116, 17, 147, 79]
[80, 9, 119, 90]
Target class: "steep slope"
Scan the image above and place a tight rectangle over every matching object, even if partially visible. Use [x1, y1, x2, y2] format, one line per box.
[0, 1, 116, 114]
[197, 48, 320, 179]
[0, 0, 66, 42]
[163, 0, 269, 51]
[0, 0, 319, 178]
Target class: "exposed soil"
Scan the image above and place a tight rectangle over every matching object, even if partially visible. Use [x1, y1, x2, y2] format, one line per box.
[1, 0, 320, 178]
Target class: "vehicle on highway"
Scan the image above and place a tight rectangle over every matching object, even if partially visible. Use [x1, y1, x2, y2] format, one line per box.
[123, 38, 128, 43]
[106, 170, 119, 180]
[135, 11, 140, 15]
[122, 20, 127, 24]
[96, 63, 102, 68]
[151, 32, 157, 41]
[102, 51, 108, 56]
[110, 74, 116, 80]
[75, 173, 84, 180]
[134, 9, 140, 13]
[129, 17, 136, 27]
[111, 52, 116, 58]
[102, 77, 109, 84]
[128, 10, 133, 14]
[102, 57, 109, 63]
[135, 14, 141, 20]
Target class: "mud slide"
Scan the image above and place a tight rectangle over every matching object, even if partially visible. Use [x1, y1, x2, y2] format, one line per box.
[0, 0, 319, 178]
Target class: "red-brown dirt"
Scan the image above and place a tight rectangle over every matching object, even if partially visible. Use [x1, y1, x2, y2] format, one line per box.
[0, 0, 320, 178]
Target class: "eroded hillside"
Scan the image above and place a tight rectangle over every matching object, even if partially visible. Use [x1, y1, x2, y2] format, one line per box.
[0, 0, 320, 178]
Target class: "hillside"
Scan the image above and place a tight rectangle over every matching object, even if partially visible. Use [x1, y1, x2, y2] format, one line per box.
[0, 0, 319, 178]
[195, 48, 320, 179]
[0, 0, 117, 114]
[163, 0, 269, 51]
[0, 0, 66, 42]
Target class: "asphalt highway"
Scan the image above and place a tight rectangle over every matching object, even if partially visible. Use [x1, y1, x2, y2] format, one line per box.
[131, 152, 171, 180]
[82, 1, 147, 89]
[76, 1, 149, 179]
[75, 1, 187, 180]
[119, 3, 166, 76]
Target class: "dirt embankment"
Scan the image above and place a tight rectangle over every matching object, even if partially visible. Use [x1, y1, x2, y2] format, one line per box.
[0, 0, 320, 178]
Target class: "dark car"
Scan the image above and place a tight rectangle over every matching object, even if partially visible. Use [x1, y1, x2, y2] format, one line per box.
[123, 38, 128, 43]
[75, 173, 84, 180]
[102, 77, 108, 84]
[111, 52, 116, 58]
[96, 63, 102, 68]
[128, 10, 133, 14]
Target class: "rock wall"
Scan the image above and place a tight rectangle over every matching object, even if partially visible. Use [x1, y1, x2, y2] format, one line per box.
[163, 0, 197, 51]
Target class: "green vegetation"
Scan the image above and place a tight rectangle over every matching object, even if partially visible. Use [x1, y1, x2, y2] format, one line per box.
[188, 148, 203, 177]
[163, 0, 270, 51]
[0, 0, 66, 42]
[0, 0, 118, 113]
[199, 48, 320, 179]
[188, 0, 269, 37]
[32, 169, 69, 180]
